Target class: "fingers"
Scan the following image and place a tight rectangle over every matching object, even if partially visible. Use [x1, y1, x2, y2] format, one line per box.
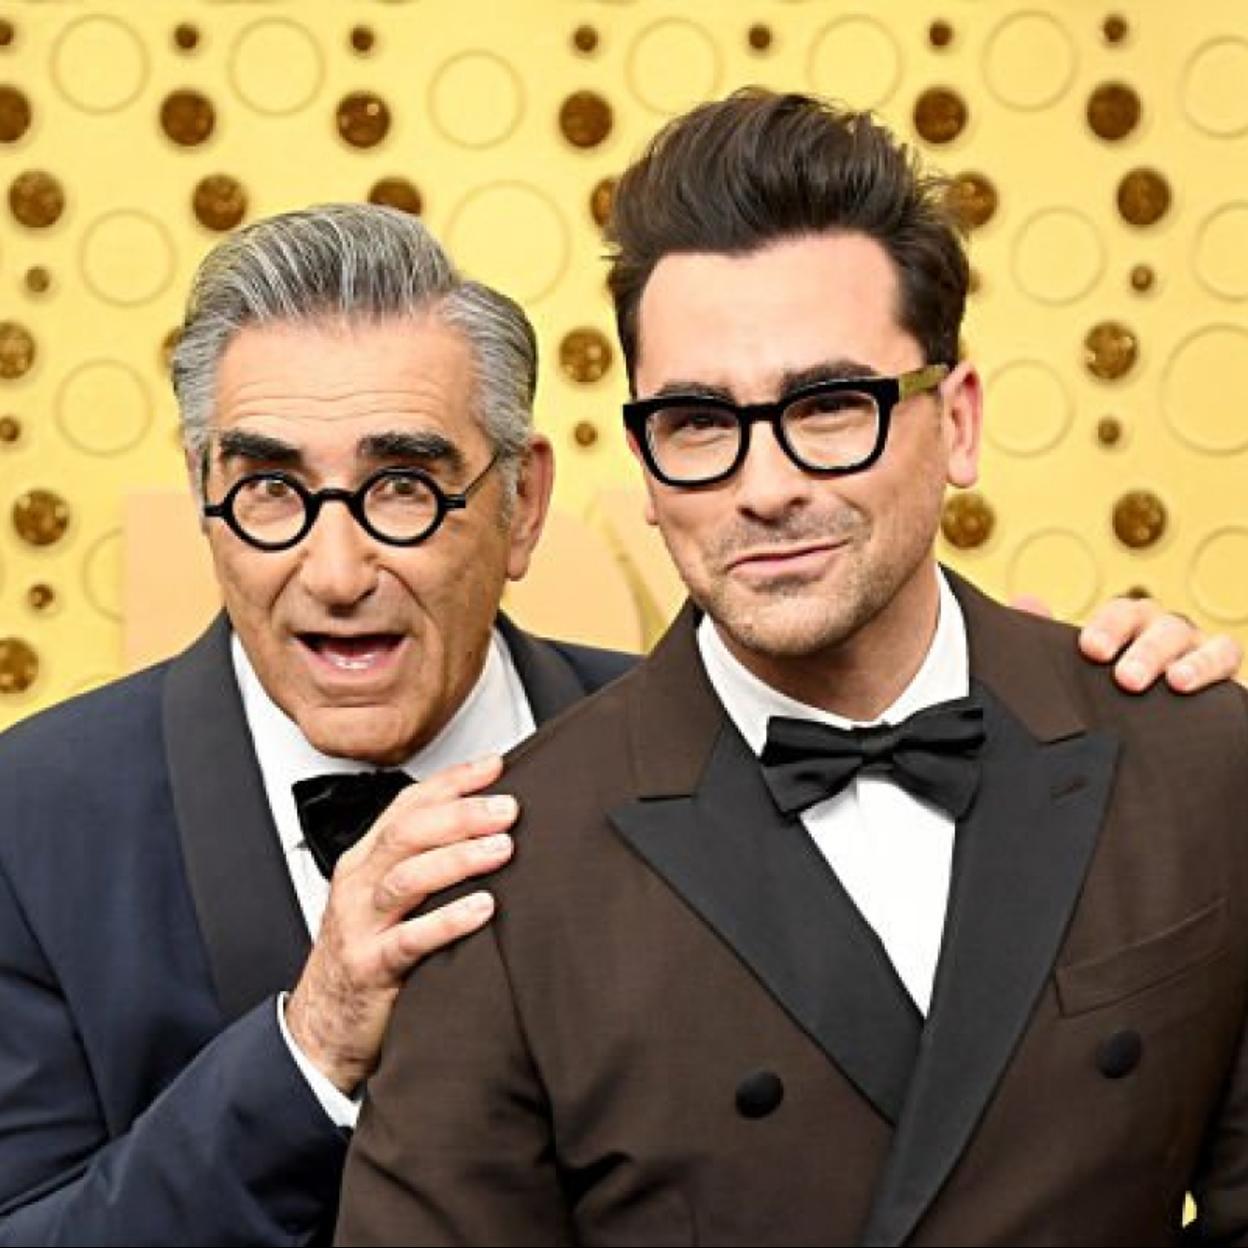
[1166, 632, 1244, 694]
[1009, 593, 1055, 619]
[378, 891, 497, 977]
[372, 832, 514, 915]
[1078, 597, 1164, 664]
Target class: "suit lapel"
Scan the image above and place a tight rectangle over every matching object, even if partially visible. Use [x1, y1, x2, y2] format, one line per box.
[607, 604, 922, 1125]
[857, 572, 1121, 1246]
[496, 613, 592, 725]
[857, 683, 1118, 1245]
[163, 615, 309, 1023]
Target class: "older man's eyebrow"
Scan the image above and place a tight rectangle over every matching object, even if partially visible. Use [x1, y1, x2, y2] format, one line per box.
[358, 430, 465, 473]
[216, 429, 302, 467]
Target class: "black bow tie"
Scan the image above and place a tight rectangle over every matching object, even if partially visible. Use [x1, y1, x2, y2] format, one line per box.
[291, 770, 415, 880]
[760, 695, 986, 821]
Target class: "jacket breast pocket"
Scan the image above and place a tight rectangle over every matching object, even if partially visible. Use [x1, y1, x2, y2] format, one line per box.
[1055, 896, 1228, 1018]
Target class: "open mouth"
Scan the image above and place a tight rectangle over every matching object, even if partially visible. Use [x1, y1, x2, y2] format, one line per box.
[298, 633, 404, 673]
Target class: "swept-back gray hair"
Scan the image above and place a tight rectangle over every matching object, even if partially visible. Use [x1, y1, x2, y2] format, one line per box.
[171, 202, 537, 502]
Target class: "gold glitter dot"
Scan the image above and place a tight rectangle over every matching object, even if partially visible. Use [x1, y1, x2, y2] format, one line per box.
[914, 87, 968, 145]
[160, 89, 216, 147]
[0, 85, 31, 142]
[1103, 14, 1129, 45]
[0, 415, 21, 443]
[173, 23, 200, 52]
[941, 492, 995, 549]
[13, 489, 70, 547]
[350, 26, 376, 54]
[26, 583, 55, 612]
[1084, 321, 1138, 381]
[573, 420, 599, 448]
[559, 90, 613, 149]
[1113, 489, 1167, 549]
[559, 328, 613, 384]
[929, 20, 955, 49]
[1117, 168, 1170, 226]
[24, 266, 50, 295]
[0, 638, 39, 695]
[1130, 264, 1155, 293]
[589, 176, 616, 228]
[9, 170, 65, 229]
[0, 19, 14, 48]
[1097, 416, 1123, 446]
[948, 172, 998, 230]
[1087, 82, 1141, 141]
[748, 24, 774, 52]
[336, 91, 391, 148]
[368, 176, 422, 216]
[0, 322, 36, 380]
[192, 174, 247, 231]
[572, 25, 599, 54]
[1124, 584, 1149, 600]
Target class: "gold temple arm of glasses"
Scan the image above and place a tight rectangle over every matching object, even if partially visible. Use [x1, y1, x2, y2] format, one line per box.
[898, 363, 951, 399]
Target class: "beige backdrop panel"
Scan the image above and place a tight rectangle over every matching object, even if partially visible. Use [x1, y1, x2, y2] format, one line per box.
[1, 0, 1246, 727]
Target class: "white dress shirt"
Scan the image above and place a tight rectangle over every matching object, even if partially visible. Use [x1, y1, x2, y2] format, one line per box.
[232, 627, 536, 1124]
[697, 568, 970, 1015]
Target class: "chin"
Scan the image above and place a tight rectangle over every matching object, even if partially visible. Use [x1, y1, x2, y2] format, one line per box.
[298, 708, 417, 766]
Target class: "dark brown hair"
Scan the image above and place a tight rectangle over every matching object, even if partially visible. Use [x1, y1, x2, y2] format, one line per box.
[606, 88, 968, 386]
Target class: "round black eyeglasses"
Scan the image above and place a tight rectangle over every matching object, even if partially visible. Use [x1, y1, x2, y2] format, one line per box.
[203, 455, 499, 551]
[622, 364, 950, 488]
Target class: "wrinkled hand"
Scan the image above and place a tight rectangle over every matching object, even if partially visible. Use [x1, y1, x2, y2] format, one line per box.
[1013, 594, 1243, 694]
[285, 754, 515, 1094]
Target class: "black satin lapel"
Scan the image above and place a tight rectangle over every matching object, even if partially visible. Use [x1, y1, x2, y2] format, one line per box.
[610, 723, 922, 1125]
[163, 616, 310, 1022]
[496, 614, 587, 725]
[858, 684, 1119, 1247]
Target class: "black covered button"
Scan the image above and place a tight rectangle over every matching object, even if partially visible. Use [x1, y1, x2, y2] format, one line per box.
[735, 1070, 784, 1118]
[1097, 1028, 1142, 1079]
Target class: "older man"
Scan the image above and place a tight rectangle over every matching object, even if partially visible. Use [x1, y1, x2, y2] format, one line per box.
[338, 94, 1248, 1246]
[0, 205, 632, 1246]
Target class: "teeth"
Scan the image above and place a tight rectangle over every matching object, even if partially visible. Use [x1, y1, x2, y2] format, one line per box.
[324, 649, 378, 671]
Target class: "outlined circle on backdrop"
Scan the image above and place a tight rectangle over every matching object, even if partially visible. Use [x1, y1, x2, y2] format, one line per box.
[55, 360, 153, 456]
[983, 11, 1077, 111]
[626, 19, 722, 116]
[228, 19, 325, 116]
[444, 182, 570, 305]
[1007, 528, 1102, 620]
[1190, 527, 1248, 623]
[1193, 203, 1248, 300]
[82, 529, 123, 621]
[807, 17, 902, 111]
[1011, 207, 1105, 304]
[429, 52, 524, 148]
[984, 359, 1074, 456]
[79, 210, 177, 307]
[1160, 324, 1248, 454]
[51, 15, 149, 114]
[1181, 37, 1248, 137]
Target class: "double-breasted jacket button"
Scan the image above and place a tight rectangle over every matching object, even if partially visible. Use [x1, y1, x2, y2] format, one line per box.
[1097, 1028, 1143, 1078]
[735, 1070, 784, 1118]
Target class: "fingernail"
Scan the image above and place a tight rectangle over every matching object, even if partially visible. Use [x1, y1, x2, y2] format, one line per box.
[1121, 659, 1147, 688]
[1084, 630, 1112, 656]
[1171, 661, 1195, 689]
[484, 794, 517, 818]
[475, 833, 513, 858]
[460, 891, 495, 916]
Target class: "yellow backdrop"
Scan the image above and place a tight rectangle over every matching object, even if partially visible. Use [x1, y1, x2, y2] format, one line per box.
[2, 0, 1247, 729]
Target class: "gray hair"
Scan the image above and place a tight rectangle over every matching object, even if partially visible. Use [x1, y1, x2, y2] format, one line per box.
[171, 203, 538, 504]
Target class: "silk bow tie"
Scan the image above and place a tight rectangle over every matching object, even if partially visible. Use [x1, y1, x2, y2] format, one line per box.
[291, 770, 415, 880]
[759, 695, 986, 820]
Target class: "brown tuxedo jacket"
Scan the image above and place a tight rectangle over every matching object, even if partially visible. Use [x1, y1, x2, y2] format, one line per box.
[337, 573, 1248, 1247]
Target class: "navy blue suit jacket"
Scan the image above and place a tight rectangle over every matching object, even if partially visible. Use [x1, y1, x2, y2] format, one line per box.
[0, 614, 633, 1246]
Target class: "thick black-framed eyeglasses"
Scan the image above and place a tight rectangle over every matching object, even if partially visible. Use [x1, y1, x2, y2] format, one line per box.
[202, 454, 499, 551]
[623, 364, 950, 487]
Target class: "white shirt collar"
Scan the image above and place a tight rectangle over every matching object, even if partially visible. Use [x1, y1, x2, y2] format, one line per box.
[697, 566, 969, 757]
[232, 627, 535, 858]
